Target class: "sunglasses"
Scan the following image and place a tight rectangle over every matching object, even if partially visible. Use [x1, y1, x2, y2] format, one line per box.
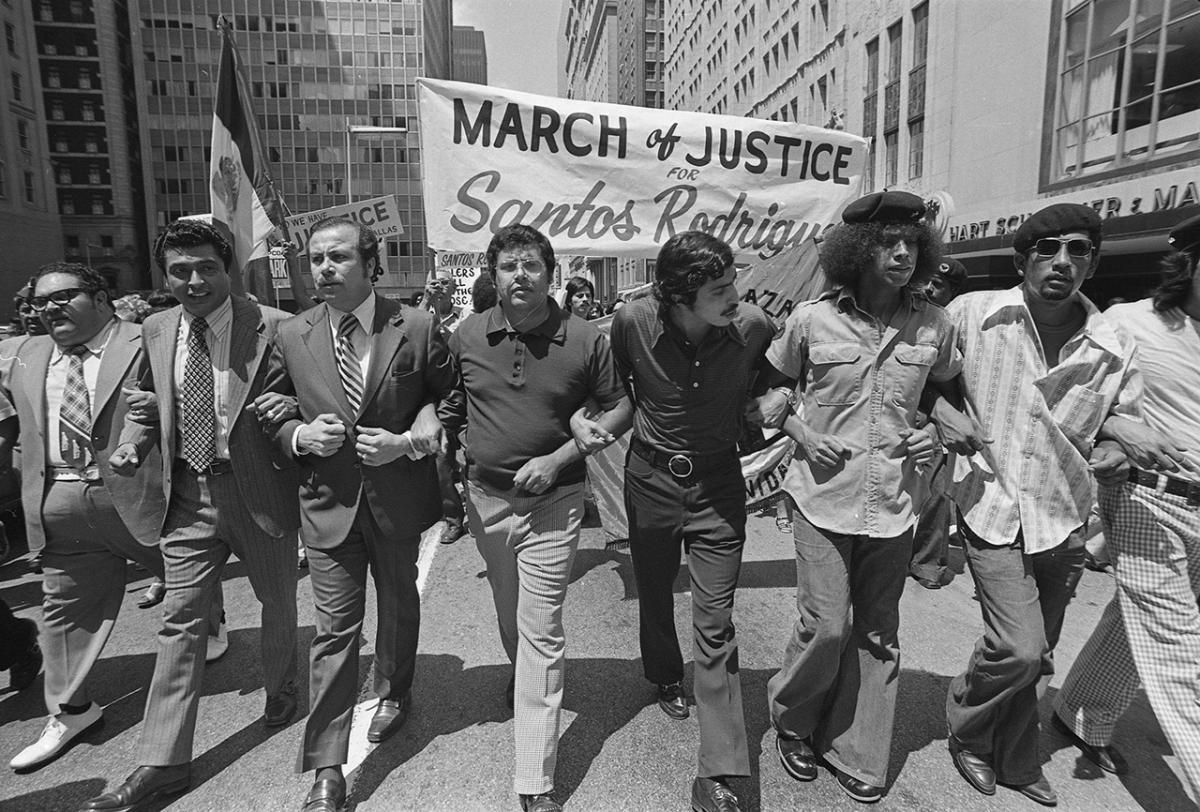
[28, 288, 88, 311]
[1033, 238, 1094, 258]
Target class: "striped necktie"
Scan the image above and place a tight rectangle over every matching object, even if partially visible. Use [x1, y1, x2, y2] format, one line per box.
[336, 312, 364, 413]
[58, 345, 93, 470]
[181, 316, 216, 471]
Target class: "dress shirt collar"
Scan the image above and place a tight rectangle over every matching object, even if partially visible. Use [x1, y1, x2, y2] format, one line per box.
[182, 296, 233, 338]
[649, 300, 749, 348]
[983, 285, 1125, 358]
[327, 291, 377, 335]
[485, 298, 568, 344]
[51, 316, 117, 363]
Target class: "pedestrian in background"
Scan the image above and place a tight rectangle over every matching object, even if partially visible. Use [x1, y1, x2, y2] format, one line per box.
[564, 275, 595, 320]
[425, 269, 469, 546]
[756, 191, 960, 804]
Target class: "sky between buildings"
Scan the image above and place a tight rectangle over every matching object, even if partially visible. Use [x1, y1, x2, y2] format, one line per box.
[453, 0, 564, 97]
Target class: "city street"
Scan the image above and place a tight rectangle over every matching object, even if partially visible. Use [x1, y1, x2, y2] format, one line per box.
[1, 511, 1195, 812]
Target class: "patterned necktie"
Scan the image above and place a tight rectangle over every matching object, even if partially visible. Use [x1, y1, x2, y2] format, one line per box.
[58, 345, 92, 470]
[336, 313, 364, 413]
[181, 316, 216, 471]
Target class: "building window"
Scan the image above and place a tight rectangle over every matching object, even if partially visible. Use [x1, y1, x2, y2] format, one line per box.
[908, 118, 925, 179]
[81, 100, 95, 121]
[17, 120, 29, 150]
[78, 70, 92, 89]
[50, 100, 64, 120]
[88, 165, 101, 184]
[5, 22, 15, 55]
[23, 170, 35, 203]
[11, 71, 21, 102]
[1049, 0, 1200, 182]
[100, 235, 113, 248]
[59, 166, 72, 184]
[884, 130, 898, 187]
[908, 2, 928, 180]
[863, 37, 880, 190]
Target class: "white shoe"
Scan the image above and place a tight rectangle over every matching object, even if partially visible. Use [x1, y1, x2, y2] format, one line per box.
[206, 621, 228, 663]
[10, 702, 102, 771]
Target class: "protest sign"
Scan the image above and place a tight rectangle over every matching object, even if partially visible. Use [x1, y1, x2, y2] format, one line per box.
[435, 251, 487, 311]
[284, 195, 405, 254]
[417, 79, 867, 259]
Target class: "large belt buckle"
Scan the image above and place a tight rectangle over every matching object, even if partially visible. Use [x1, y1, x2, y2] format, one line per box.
[667, 454, 694, 478]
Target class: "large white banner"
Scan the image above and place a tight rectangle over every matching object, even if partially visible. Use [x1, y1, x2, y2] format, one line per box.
[417, 79, 868, 260]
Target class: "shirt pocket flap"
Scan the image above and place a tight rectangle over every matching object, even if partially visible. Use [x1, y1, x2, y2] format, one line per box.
[809, 343, 861, 365]
[894, 344, 938, 366]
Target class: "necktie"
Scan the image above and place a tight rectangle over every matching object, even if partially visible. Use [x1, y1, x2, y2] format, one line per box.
[336, 313, 364, 413]
[58, 345, 92, 470]
[181, 316, 216, 471]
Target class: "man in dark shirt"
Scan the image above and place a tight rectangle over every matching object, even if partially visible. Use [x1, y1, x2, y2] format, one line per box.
[578, 231, 774, 812]
[439, 224, 630, 812]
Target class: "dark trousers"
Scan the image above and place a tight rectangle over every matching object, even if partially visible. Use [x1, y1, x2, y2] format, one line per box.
[436, 433, 464, 525]
[767, 509, 912, 787]
[299, 499, 421, 772]
[910, 457, 951, 583]
[624, 447, 749, 778]
[946, 519, 1086, 785]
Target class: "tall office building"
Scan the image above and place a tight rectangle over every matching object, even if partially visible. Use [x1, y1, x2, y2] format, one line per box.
[0, 0, 61, 305]
[451, 25, 486, 85]
[29, 0, 144, 293]
[134, 0, 452, 303]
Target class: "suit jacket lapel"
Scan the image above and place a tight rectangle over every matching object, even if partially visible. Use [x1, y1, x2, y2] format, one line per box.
[302, 303, 355, 417]
[361, 295, 406, 413]
[26, 338, 53, 434]
[150, 308, 182, 461]
[226, 297, 262, 423]
[93, 319, 137, 423]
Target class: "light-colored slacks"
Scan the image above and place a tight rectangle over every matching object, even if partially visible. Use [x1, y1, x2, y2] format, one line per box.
[1054, 482, 1200, 798]
[466, 478, 583, 796]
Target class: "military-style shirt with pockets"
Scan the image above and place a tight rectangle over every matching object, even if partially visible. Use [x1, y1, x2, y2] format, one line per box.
[768, 286, 961, 537]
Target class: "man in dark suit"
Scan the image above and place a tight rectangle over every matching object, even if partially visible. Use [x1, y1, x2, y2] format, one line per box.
[0, 262, 171, 772]
[264, 216, 454, 812]
[81, 220, 300, 812]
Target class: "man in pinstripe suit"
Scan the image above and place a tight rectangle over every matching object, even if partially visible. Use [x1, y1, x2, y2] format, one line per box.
[81, 220, 300, 812]
[264, 217, 455, 812]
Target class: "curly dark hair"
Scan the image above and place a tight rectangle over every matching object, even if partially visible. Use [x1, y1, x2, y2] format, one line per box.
[652, 231, 733, 306]
[1151, 250, 1196, 312]
[819, 221, 944, 291]
[485, 225, 555, 279]
[471, 272, 497, 312]
[310, 216, 381, 279]
[153, 219, 234, 273]
[34, 261, 110, 299]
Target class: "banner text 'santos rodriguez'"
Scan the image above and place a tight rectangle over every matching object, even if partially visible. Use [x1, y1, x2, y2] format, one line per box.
[417, 79, 867, 259]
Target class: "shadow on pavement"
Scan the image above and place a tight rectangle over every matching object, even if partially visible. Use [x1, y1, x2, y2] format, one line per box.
[568, 546, 636, 598]
[0, 777, 107, 811]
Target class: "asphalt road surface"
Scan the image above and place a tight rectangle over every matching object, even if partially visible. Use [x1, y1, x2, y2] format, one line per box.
[1, 510, 1196, 811]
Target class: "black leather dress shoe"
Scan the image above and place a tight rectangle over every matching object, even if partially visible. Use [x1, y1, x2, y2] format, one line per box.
[519, 793, 561, 812]
[367, 694, 410, 742]
[1051, 714, 1128, 774]
[301, 778, 346, 812]
[264, 681, 298, 727]
[949, 737, 995, 795]
[656, 682, 689, 720]
[1002, 775, 1057, 807]
[136, 581, 166, 609]
[834, 770, 883, 804]
[690, 777, 740, 812]
[79, 764, 191, 811]
[776, 735, 817, 782]
[9, 618, 41, 691]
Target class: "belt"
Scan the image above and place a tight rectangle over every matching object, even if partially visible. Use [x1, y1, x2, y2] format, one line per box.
[1127, 467, 1200, 505]
[178, 458, 233, 476]
[629, 436, 736, 480]
[48, 465, 101, 483]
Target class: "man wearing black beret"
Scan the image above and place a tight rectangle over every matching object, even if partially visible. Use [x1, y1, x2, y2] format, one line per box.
[755, 189, 962, 803]
[1050, 214, 1200, 798]
[930, 202, 1140, 806]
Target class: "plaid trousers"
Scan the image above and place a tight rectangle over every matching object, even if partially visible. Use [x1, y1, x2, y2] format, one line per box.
[465, 478, 583, 796]
[1054, 481, 1200, 798]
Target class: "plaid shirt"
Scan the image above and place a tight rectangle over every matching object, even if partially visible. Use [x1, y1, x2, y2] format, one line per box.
[948, 287, 1142, 553]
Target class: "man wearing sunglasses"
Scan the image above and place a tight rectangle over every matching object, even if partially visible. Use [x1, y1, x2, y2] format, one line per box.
[0, 263, 175, 772]
[424, 269, 468, 546]
[929, 203, 1140, 806]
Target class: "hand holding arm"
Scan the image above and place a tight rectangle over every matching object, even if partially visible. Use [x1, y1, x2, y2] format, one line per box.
[408, 402, 444, 457]
[1089, 439, 1131, 486]
[294, 413, 347, 457]
[1099, 415, 1198, 475]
